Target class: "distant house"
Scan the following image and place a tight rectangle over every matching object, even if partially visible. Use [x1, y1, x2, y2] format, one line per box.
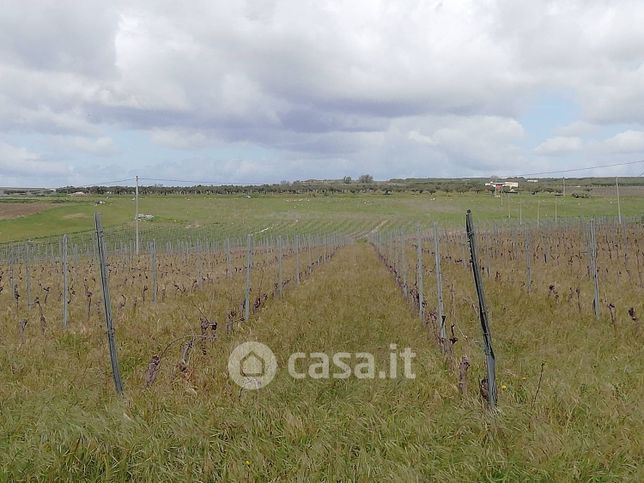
[503, 181, 519, 192]
[485, 180, 519, 196]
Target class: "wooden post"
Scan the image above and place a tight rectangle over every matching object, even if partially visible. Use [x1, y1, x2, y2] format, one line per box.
[135, 175, 140, 256]
[400, 231, 408, 294]
[616, 177, 622, 224]
[324, 235, 328, 263]
[151, 239, 158, 303]
[589, 220, 600, 319]
[526, 230, 532, 293]
[244, 234, 253, 322]
[466, 210, 497, 409]
[63, 234, 68, 328]
[278, 236, 284, 297]
[95, 213, 124, 395]
[434, 223, 446, 348]
[25, 243, 32, 310]
[9, 251, 15, 304]
[295, 234, 301, 285]
[225, 238, 232, 278]
[416, 225, 424, 320]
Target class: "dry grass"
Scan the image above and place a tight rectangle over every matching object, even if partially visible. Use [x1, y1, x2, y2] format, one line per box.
[0, 201, 53, 220]
[0, 222, 643, 480]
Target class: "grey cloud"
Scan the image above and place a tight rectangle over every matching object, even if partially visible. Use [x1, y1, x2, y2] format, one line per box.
[0, 1, 118, 77]
[1, 0, 644, 184]
[0, 141, 70, 179]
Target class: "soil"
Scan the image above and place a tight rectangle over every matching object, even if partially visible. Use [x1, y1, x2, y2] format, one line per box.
[0, 202, 53, 220]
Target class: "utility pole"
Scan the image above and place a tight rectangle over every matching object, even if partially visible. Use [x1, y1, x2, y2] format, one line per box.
[616, 177, 622, 224]
[135, 175, 140, 255]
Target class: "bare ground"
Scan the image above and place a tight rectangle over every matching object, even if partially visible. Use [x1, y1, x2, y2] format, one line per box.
[0, 202, 53, 220]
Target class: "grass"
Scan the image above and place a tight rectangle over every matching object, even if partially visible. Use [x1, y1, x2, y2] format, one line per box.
[1, 191, 643, 243]
[1, 217, 642, 480]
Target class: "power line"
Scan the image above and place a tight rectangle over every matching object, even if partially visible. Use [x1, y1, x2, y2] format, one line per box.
[99, 159, 644, 186]
[511, 159, 644, 178]
[80, 177, 136, 186]
[140, 177, 264, 186]
[48, 159, 644, 188]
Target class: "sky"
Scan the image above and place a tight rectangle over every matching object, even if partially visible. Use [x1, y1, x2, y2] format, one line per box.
[1, 0, 644, 187]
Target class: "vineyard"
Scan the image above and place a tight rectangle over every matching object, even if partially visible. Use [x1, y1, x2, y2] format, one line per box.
[0, 203, 642, 479]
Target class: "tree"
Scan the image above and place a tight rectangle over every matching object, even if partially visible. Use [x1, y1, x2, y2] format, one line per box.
[358, 174, 373, 184]
[342, 176, 352, 184]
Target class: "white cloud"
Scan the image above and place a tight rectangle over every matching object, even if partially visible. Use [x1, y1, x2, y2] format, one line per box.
[535, 136, 583, 156]
[52, 136, 117, 155]
[556, 121, 596, 137]
[602, 130, 644, 153]
[148, 129, 212, 149]
[1, 0, 644, 184]
[0, 141, 69, 178]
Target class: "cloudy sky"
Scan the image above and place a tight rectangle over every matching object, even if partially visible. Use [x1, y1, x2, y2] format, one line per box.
[1, 0, 644, 187]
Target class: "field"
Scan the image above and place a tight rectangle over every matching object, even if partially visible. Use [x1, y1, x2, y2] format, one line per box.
[1, 190, 643, 243]
[0, 201, 54, 221]
[1, 191, 643, 480]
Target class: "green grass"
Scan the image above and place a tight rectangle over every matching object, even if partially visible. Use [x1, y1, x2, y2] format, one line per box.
[1, 234, 642, 479]
[2, 191, 643, 243]
[0, 192, 642, 479]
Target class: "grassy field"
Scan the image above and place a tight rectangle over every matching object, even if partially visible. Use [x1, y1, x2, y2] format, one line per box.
[0, 193, 643, 479]
[1, 237, 642, 479]
[1, 190, 642, 243]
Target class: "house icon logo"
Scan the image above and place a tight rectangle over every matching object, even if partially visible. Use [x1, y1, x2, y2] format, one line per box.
[228, 342, 277, 390]
[241, 350, 265, 377]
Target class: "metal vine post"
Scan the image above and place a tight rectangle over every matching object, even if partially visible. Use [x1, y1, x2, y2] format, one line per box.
[589, 220, 600, 319]
[295, 234, 301, 285]
[416, 225, 424, 320]
[434, 222, 446, 349]
[278, 236, 283, 297]
[151, 239, 158, 303]
[244, 234, 253, 322]
[62, 234, 68, 328]
[466, 210, 497, 409]
[95, 213, 124, 396]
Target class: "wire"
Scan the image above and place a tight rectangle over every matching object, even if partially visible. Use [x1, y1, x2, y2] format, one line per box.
[140, 177, 263, 186]
[99, 160, 644, 186]
[40, 160, 644, 187]
[511, 159, 644, 178]
[80, 177, 136, 186]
